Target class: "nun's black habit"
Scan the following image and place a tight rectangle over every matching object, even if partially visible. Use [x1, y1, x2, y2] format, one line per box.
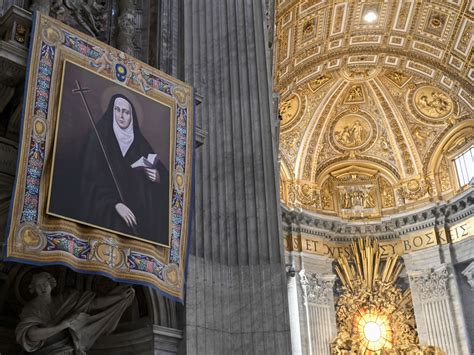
[79, 94, 169, 245]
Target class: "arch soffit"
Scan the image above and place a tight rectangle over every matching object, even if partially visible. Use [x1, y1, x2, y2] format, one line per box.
[427, 120, 474, 174]
[315, 159, 400, 188]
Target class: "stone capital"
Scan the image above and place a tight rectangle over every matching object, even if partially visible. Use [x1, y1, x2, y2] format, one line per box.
[408, 264, 449, 302]
[299, 269, 336, 306]
[461, 262, 474, 289]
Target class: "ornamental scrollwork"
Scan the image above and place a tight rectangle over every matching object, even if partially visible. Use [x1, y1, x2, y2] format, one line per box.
[286, 181, 320, 209]
[398, 178, 435, 201]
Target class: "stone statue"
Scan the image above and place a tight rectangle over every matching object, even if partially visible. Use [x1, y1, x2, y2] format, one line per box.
[51, 0, 107, 38]
[29, 0, 52, 14]
[16, 272, 135, 354]
[362, 191, 375, 208]
[116, 0, 137, 55]
[341, 191, 352, 209]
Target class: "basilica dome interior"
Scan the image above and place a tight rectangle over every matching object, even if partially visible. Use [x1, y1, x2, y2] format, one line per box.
[276, 0, 473, 220]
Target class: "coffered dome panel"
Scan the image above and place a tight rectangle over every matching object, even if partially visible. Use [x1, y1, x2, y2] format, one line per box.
[276, 0, 473, 220]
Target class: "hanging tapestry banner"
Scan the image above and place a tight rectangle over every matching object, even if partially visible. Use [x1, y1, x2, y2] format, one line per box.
[3, 12, 194, 302]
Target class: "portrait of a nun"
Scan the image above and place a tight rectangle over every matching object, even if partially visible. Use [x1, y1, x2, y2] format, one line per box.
[79, 94, 169, 245]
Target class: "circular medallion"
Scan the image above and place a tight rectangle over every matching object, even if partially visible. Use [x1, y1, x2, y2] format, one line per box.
[115, 63, 128, 82]
[34, 120, 45, 135]
[16, 223, 47, 252]
[279, 95, 300, 126]
[163, 264, 180, 287]
[349, 105, 359, 113]
[33, 114, 47, 142]
[41, 25, 63, 46]
[413, 86, 453, 119]
[95, 242, 124, 268]
[407, 179, 420, 192]
[174, 166, 185, 192]
[330, 112, 376, 152]
[173, 87, 188, 106]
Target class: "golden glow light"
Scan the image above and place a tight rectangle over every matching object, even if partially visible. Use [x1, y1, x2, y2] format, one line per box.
[354, 309, 393, 352]
[364, 322, 382, 342]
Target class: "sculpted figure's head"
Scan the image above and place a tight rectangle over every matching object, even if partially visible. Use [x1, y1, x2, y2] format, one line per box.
[113, 97, 133, 129]
[28, 272, 57, 296]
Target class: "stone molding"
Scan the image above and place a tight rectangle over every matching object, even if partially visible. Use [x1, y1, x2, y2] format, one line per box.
[282, 186, 473, 241]
[0, 6, 30, 86]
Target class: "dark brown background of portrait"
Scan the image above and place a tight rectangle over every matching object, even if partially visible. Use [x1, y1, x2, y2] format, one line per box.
[48, 61, 171, 229]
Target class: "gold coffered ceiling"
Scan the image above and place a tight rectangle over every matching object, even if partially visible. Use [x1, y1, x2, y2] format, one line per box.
[275, 0, 474, 219]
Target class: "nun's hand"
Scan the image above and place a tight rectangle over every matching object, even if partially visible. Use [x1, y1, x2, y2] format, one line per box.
[145, 168, 160, 183]
[115, 203, 137, 227]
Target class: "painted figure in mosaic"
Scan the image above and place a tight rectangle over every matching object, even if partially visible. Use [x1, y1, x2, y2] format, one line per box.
[79, 94, 169, 245]
[16, 272, 134, 354]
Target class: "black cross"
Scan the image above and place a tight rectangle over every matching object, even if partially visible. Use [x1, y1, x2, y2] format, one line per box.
[72, 80, 90, 95]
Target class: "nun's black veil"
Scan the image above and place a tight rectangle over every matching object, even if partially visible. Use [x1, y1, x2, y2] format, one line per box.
[78, 94, 169, 245]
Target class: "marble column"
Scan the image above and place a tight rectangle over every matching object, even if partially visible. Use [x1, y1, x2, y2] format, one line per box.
[287, 267, 302, 355]
[404, 246, 472, 355]
[182, 0, 291, 353]
[299, 270, 337, 355]
[116, 0, 136, 56]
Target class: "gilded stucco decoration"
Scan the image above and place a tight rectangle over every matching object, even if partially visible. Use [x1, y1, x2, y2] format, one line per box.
[413, 86, 453, 119]
[438, 158, 452, 193]
[330, 112, 376, 152]
[407, 84, 458, 125]
[331, 239, 444, 354]
[276, 0, 473, 220]
[279, 94, 301, 126]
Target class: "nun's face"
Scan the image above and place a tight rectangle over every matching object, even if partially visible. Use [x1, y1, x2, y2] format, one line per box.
[114, 97, 132, 129]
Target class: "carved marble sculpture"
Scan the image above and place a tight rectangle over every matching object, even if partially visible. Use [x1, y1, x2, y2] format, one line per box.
[16, 272, 134, 354]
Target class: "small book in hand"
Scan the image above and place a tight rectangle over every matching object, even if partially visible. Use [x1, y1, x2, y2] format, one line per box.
[131, 153, 158, 169]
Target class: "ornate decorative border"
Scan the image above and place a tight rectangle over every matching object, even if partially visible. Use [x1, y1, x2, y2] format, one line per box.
[3, 13, 194, 302]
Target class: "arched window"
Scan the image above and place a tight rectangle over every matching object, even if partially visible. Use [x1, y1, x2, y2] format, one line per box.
[454, 146, 474, 187]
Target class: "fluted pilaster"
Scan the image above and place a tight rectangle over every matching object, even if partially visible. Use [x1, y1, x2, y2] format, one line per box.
[404, 248, 472, 355]
[299, 270, 337, 355]
[182, 0, 290, 353]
